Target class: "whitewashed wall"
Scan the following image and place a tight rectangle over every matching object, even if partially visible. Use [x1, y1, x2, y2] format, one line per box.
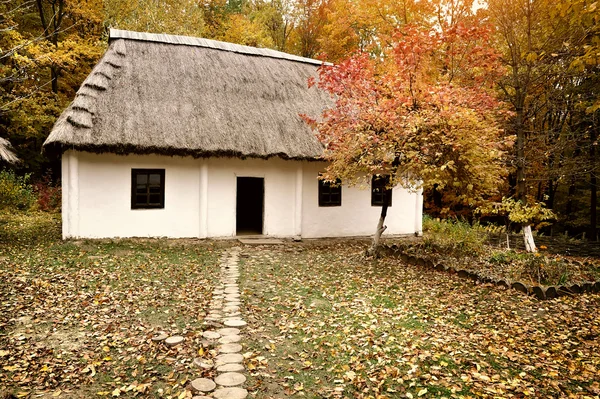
[62, 151, 422, 239]
[62, 151, 201, 238]
[301, 162, 423, 238]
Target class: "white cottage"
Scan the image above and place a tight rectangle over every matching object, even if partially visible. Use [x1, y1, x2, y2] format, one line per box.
[43, 29, 423, 239]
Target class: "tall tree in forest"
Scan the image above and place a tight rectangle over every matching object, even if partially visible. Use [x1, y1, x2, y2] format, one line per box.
[104, 0, 204, 37]
[487, 0, 597, 245]
[305, 24, 510, 255]
[0, 0, 103, 174]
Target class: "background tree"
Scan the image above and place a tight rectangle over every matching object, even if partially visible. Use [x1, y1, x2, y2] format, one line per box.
[1, 0, 103, 175]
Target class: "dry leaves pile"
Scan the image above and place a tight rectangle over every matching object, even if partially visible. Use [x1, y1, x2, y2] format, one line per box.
[241, 244, 600, 399]
[0, 238, 220, 398]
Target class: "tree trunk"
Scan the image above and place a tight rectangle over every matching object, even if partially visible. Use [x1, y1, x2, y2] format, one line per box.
[515, 105, 537, 252]
[368, 191, 389, 258]
[589, 128, 598, 241]
[523, 225, 537, 252]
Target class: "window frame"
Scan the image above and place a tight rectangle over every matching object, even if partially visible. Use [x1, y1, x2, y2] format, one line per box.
[318, 176, 342, 207]
[131, 168, 165, 209]
[371, 175, 392, 207]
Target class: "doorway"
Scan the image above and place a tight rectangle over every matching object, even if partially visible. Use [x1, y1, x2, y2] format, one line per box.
[236, 177, 264, 235]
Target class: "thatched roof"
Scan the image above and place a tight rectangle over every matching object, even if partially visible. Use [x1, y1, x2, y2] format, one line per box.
[43, 29, 332, 160]
[0, 138, 20, 164]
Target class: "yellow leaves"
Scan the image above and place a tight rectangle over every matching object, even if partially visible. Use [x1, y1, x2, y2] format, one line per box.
[3, 365, 19, 372]
[417, 388, 428, 396]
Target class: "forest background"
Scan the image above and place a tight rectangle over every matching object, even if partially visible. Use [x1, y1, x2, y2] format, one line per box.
[0, 0, 598, 239]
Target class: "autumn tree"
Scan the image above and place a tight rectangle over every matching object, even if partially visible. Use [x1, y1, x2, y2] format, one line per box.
[486, 0, 598, 245]
[104, 0, 204, 37]
[0, 0, 103, 174]
[305, 24, 510, 255]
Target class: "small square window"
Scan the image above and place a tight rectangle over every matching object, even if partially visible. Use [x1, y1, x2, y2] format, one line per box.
[318, 176, 342, 207]
[371, 175, 392, 207]
[131, 169, 165, 209]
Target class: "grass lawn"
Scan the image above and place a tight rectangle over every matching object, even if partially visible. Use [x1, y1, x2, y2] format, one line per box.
[241, 243, 600, 399]
[0, 212, 220, 398]
[2, 212, 599, 398]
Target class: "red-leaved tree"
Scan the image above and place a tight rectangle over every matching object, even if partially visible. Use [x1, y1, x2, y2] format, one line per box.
[304, 23, 513, 255]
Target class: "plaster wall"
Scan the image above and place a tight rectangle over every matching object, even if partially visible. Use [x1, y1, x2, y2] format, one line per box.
[62, 152, 422, 239]
[64, 151, 200, 238]
[301, 162, 423, 238]
[205, 157, 298, 237]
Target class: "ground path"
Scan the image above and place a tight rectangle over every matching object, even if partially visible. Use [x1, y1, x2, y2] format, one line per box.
[189, 247, 249, 399]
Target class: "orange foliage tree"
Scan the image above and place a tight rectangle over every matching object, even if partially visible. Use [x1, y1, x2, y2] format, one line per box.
[304, 24, 512, 254]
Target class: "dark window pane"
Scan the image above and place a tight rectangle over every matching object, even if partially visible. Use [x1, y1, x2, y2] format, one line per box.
[149, 174, 161, 185]
[149, 194, 161, 204]
[318, 176, 341, 206]
[372, 175, 392, 207]
[136, 194, 147, 204]
[132, 169, 165, 209]
[136, 174, 148, 185]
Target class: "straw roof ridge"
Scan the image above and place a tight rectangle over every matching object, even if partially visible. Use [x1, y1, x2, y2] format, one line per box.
[108, 29, 330, 66]
[43, 30, 333, 160]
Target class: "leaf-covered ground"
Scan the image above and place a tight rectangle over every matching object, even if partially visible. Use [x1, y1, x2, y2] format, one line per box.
[0, 212, 221, 398]
[241, 243, 600, 399]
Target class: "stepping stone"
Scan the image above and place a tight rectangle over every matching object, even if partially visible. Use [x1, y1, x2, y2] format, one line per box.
[203, 331, 221, 340]
[164, 336, 184, 347]
[223, 312, 241, 318]
[190, 377, 216, 393]
[224, 320, 246, 328]
[214, 372, 247, 387]
[223, 306, 240, 312]
[216, 363, 245, 372]
[219, 343, 243, 353]
[219, 334, 241, 344]
[217, 328, 241, 336]
[192, 396, 212, 399]
[225, 296, 241, 301]
[215, 353, 244, 365]
[224, 283, 238, 287]
[151, 333, 168, 342]
[193, 358, 214, 369]
[224, 287, 239, 294]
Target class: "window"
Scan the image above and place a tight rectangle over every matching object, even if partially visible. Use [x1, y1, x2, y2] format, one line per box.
[318, 176, 342, 207]
[371, 175, 392, 207]
[131, 169, 165, 209]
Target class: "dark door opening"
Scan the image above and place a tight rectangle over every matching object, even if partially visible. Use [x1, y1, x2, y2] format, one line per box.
[236, 177, 264, 235]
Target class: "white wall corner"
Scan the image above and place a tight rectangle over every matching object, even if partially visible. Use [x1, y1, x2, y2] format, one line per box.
[61, 153, 70, 239]
[65, 151, 80, 239]
[415, 187, 424, 236]
[294, 164, 303, 237]
[199, 161, 208, 238]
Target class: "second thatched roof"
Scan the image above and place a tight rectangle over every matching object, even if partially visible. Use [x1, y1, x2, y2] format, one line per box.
[0, 138, 20, 164]
[43, 29, 332, 160]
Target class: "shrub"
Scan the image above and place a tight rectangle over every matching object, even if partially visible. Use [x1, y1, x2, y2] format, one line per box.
[422, 216, 488, 257]
[0, 169, 36, 210]
[33, 173, 61, 212]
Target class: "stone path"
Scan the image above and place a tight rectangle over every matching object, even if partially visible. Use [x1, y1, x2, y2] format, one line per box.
[190, 247, 248, 399]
